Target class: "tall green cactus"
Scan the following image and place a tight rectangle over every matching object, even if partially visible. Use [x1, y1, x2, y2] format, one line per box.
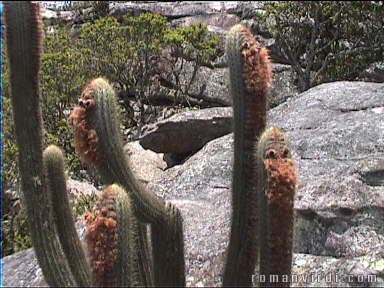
[5, 2, 80, 286]
[223, 24, 272, 287]
[5, 2, 297, 287]
[69, 77, 186, 287]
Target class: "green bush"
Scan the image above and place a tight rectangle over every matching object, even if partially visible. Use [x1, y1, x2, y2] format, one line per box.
[257, 1, 384, 91]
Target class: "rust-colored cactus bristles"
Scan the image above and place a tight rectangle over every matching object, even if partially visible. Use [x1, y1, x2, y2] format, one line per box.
[84, 186, 119, 287]
[239, 25, 272, 97]
[68, 82, 99, 164]
[257, 126, 297, 288]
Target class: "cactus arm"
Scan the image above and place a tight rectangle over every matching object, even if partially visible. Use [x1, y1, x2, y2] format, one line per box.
[256, 126, 297, 287]
[136, 224, 155, 286]
[114, 185, 145, 287]
[70, 78, 169, 225]
[69, 78, 185, 287]
[4, 2, 76, 286]
[43, 145, 92, 286]
[151, 202, 185, 287]
[223, 24, 272, 287]
[85, 184, 154, 287]
[69, 78, 185, 286]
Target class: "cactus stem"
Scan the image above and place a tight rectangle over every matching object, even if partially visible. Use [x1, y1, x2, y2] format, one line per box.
[223, 24, 272, 287]
[257, 126, 296, 287]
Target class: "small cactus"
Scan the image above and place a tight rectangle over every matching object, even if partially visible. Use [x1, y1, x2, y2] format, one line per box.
[44, 145, 91, 286]
[84, 184, 142, 287]
[256, 126, 296, 287]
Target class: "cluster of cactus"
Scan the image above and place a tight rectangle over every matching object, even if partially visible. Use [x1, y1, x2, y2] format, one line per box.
[5, 2, 297, 287]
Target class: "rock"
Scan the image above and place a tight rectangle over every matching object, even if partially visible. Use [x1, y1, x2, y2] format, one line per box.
[124, 140, 167, 184]
[110, 1, 241, 19]
[170, 13, 240, 30]
[290, 249, 384, 287]
[139, 107, 232, 154]
[269, 63, 298, 108]
[162, 60, 298, 108]
[2, 248, 47, 287]
[66, 179, 101, 203]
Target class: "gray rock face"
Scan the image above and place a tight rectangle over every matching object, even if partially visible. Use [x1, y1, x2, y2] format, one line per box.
[4, 82, 383, 286]
[110, 1, 243, 19]
[163, 61, 298, 108]
[124, 140, 167, 184]
[139, 107, 233, 154]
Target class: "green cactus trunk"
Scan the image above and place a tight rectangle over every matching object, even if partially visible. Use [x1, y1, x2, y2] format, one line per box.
[223, 24, 272, 287]
[151, 202, 185, 287]
[256, 126, 296, 287]
[4, 2, 77, 286]
[43, 145, 91, 286]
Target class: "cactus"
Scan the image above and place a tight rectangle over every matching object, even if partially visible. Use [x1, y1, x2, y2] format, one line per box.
[84, 184, 142, 287]
[43, 145, 91, 286]
[256, 126, 296, 287]
[223, 24, 272, 287]
[5, 2, 297, 287]
[5, 2, 82, 286]
[223, 24, 296, 287]
[69, 77, 185, 287]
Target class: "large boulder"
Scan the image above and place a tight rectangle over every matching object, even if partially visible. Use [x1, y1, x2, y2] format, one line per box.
[139, 107, 232, 154]
[161, 61, 298, 108]
[110, 1, 242, 19]
[124, 140, 167, 184]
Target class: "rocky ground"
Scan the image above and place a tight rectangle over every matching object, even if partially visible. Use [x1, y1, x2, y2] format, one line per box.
[3, 2, 384, 287]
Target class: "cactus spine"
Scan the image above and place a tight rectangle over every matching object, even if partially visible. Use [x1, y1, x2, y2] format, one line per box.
[223, 24, 272, 287]
[5, 2, 78, 286]
[256, 126, 296, 287]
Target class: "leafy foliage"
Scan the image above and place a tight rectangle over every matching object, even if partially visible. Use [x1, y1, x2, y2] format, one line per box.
[256, 1, 384, 91]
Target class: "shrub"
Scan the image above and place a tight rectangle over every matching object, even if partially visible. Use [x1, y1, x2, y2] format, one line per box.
[256, 1, 384, 92]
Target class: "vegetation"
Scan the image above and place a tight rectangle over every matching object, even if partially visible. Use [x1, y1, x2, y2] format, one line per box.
[3, 5, 218, 256]
[5, 2, 297, 287]
[256, 1, 384, 91]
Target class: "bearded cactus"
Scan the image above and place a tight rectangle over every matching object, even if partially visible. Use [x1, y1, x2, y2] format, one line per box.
[256, 126, 296, 287]
[69, 77, 185, 287]
[223, 24, 273, 287]
[223, 24, 297, 287]
[5, 2, 297, 287]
